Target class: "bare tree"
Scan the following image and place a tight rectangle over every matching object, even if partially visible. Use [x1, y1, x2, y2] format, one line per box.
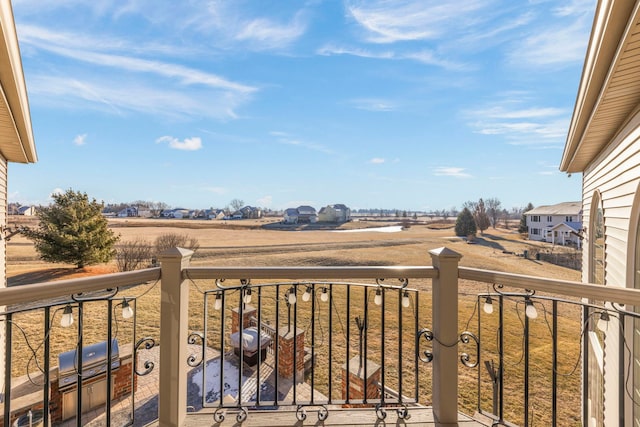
[155, 233, 200, 254]
[485, 197, 502, 229]
[149, 201, 169, 218]
[230, 199, 244, 212]
[116, 238, 153, 272]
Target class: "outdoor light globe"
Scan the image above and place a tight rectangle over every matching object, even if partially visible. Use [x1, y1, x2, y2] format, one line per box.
[320, 288, 329, 302]
[597, 312, 610, 333]
[214, 295, 222, 311]
[60, 306, 74, 328]
[483, 298, 494, 315]
[525, 301, 538, 319]
[302, 287, 312, 302]
[402, 291, 410, 308]
[288, 289, 297, 305]
[374, 289, 382, 306]
[243, 289, 252, 304]
[122, 302, 134, 319]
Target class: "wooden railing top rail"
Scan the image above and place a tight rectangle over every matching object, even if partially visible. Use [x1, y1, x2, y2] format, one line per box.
[183, 265, 439, 280]
[459, 266, 640, 307]
[0, 267, 160, 307]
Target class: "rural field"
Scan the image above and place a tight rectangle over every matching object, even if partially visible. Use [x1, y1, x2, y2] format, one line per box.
[5, 217, 584, 425]
[6, 216, 581, 282]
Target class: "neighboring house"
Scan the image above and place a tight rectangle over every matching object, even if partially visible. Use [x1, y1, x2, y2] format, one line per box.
[283, 208, 299, 224]
[560, 1, 640, 424]
[318, 204, 351, 223]
[239, 206, 262, 219]
[296, 205, 317, 223]
[117, 206, 138, 217]
[17, 205, 35, 216]
[524, 202, 582, 247]
[0, 0, 38, 409]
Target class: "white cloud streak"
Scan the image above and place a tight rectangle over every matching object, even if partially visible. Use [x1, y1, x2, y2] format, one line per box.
[156, 136, 203, 151]
[433, 167, 472, 178]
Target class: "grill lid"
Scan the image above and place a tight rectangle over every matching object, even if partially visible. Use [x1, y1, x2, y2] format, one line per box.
[58, 339, 120, 388]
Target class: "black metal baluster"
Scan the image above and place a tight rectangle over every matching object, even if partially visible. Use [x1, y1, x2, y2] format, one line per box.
[310, 284, 316, 404]
[256, 286, 262, 406]
[398, 288, 403, 403]
[274, 286, 280, 406]
[328, 285, 332, 403]
[293, 284, 298, 404]
[43, 307, 50, 427]
[499, 295, 504, 423]
[76, 302, 83, 427]
[552, 300, 558, 427]
[238, 290, 244, 407]
[414, 290, 419, 401]
[346, 285, 350, 403]
[106, 300, 113, 427]
[219, 292, 225, 408]
[524, 300, 530, 427]
[363, 286, 368, 403]
[380, 287, 385, 405]
[4, 313, 12, 427]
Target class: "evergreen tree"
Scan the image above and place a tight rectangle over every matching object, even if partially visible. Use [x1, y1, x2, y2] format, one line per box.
[22, 189, 119, 268]
[519, 202, 534, 233]
[455, 207, 477, 237]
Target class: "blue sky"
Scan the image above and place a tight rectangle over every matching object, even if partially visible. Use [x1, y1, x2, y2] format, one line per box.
[8, 0, 594, 212]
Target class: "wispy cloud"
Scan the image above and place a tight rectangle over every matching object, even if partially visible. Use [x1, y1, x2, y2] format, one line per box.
[317, 45, 464, 70]
[156, 136, 203, 151]
[350, 98, 396, 112]
[433, 167, 472, 178]
[234, 14, 307, 50]
[346, 0, 490, 43]
[370, 158, 386, 164]
[257, 195, 273, 207]
[271, 133, 333, 155]
[73, 133, 88, 146]
[466, 97, 570, 148]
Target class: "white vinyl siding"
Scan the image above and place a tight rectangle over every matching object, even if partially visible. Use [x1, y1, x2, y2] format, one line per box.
[582, 110, 640, 425]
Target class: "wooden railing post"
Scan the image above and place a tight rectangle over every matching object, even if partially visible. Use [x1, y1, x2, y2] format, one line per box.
[430, 247, 462, 426]
[158, 247, 193, 427]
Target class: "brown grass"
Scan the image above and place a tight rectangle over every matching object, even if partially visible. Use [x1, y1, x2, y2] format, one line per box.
[5, 218, 582, 424]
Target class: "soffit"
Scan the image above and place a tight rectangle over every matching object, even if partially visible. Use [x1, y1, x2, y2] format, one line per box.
[561, 0, 640, 173]
[0, 2, 36, 164]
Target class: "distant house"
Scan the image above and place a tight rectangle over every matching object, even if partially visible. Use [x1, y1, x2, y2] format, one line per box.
[297, 206, 318, 223]
[318, 204, 351, 223]
[17, 205, 36, 216]
[117, 206, 138, 217]
[239, 206, 262, 219]
[283, 208, 299, 224]
[525, 201, 582, 247]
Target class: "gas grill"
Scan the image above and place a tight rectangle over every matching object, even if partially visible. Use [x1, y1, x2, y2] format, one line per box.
[57, 339, 120, 420]
[58, 339, 120, 389]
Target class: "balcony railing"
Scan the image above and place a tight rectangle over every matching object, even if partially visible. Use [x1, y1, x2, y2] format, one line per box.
[1, 246, 640, 426]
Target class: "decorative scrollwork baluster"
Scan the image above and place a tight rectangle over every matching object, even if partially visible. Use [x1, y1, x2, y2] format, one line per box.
[397, 404, 410, 419]
[187, 332, 205, 367]
[317, 405, 329, 421]
[417, 328, 434, 363]
[213, 408, 225, 423]
[376, 404, 387, 420]
[236, 407, 248, 423]
[134, 337, 156, 376]
[459, 331, 480, 368]
[296, 405, 307, 421]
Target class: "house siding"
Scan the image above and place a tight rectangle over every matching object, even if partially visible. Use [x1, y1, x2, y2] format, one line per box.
[581, 109, 640, 425]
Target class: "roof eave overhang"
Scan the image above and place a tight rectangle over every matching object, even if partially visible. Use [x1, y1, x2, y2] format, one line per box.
[0, 1, 36, 164]
[561, 0, 639, 173]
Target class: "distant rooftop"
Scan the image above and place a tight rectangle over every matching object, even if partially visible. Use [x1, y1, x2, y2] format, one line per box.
[525, 201, 582, 216]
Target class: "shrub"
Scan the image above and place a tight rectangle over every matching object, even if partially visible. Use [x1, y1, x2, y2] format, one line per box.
[155, 233, 200, 254]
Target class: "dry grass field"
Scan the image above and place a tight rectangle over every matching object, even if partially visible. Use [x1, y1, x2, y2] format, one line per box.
[5, 217, 583, 425]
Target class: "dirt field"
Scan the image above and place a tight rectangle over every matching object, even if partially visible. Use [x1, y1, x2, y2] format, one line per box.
[6, 217, 581, 283]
